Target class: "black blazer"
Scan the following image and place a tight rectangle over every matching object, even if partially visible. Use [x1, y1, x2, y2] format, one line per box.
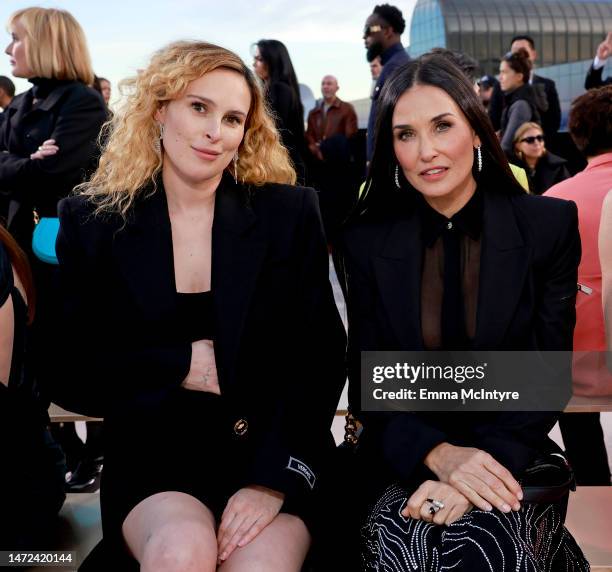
[0, 81, 106, 246]
[55, 175, 346, 503]
[533, 74, 561, 137]
[585, 64, 612, 90]
[341, 190, 580, 484]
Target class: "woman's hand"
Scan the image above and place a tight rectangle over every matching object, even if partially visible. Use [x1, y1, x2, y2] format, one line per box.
[181, 339, 220, 394]
[217, 485, 285, 562]
[424, 443, 522, 513]
[30, 139, 59, 160]
[403, 480, 473, 526]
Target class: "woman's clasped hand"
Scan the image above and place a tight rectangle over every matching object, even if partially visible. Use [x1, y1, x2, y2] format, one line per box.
[424, 443, 523, 513]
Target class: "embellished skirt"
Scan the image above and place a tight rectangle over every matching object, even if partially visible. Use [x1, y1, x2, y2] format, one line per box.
[361, 483, 590, 571]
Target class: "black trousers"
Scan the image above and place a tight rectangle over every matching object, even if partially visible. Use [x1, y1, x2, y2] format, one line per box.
[559, 412, 611, 485]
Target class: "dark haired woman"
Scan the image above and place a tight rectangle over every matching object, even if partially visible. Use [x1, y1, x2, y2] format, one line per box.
[252, 39, 306, 182]
[498, 49, 541, 154]
[0, 225, 66, 548]
[341, 54, 588, 570]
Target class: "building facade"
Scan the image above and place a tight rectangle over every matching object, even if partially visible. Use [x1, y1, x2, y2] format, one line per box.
[408, 0, 612, 127]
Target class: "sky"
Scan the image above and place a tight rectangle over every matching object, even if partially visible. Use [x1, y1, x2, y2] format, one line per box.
[0, 0, 419, 105]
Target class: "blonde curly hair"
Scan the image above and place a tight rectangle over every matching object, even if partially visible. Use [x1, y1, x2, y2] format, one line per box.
[79, 41, 295, 216]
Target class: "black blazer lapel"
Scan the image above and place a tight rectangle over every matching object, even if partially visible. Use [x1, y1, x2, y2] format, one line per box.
[373, 211, 423, 350]
[212, 179, 267, 394]
[113, 188, 177, 325]
[474, 192, 530, 348]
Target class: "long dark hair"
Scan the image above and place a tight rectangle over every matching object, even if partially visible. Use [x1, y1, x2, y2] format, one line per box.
[255, 40, 303, 109]
[360, 54, 524, 217]
[0, 225, 35, 323]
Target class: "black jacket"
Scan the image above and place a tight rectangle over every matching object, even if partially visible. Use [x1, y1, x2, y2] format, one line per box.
[55, 175, 346, 504]
[532, 75, 561, 137]
[341, 190, 580, 486]
[267, 82, 306, 182]
[0, 80, 106, 247]
[585, 63, 612, 90]
[490, 75, 560, 138]
[513, 151, 571, 195]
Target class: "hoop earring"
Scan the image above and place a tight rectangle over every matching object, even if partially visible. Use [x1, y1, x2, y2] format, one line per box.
[394, 164, 401, 189]
[476, 145, 482, 173]
[233, 152, 239, 185]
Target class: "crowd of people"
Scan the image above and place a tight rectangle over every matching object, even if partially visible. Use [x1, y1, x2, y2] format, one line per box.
[0, 3, 611, 571]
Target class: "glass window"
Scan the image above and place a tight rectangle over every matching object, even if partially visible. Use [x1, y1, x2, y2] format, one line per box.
[542, 34, 554, 65]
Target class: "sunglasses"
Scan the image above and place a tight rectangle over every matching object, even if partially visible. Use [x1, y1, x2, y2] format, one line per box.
[364, 24, 386, 36]
[520, 135, 544, 144]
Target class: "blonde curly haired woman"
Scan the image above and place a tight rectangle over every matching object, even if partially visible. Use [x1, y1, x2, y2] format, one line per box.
[55, 41, 345, 572]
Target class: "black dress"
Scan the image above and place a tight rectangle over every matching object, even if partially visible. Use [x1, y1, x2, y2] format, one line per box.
[101, 290, 290, 555]
[353, 191, 589, 571]
[0, 241, 65, 549]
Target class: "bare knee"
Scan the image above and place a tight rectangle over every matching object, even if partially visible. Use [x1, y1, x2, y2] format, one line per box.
[140, 521, 216, 572]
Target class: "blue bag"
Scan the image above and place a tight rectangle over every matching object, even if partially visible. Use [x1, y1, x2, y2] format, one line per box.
[32, 217, 60, 265]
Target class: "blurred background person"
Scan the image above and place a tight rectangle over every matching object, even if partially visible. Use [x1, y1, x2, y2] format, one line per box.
[369, 55, 382, 96]
[585, 31, 612, 90]
[92, 75, 112, 107]
[0, 223, 66, 549]
[0, 6, 107, 484]
[498, 49, 541, 154]
[545, 85, 612, 485]
[478, 74, 500, 112]
[510, 35, 560, 138]
[0, 75, 15, 112]
[99, 76, 111, 105]
[252, 39, 306, 182]
[363, 3, 410, 163]
[305, 74, 357, 244]
[511, 122, 569, 195]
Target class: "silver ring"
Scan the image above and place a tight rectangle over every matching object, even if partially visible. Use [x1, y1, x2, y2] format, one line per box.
[38, 145, 43, 151]
[426, 498, 445, 510]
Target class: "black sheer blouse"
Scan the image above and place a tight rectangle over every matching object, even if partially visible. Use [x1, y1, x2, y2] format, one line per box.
[419, 189, 483, 350]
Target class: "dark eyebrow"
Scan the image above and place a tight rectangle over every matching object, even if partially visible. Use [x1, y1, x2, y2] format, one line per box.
[392, 112, 455, 131]
[185, 94, 247, 117]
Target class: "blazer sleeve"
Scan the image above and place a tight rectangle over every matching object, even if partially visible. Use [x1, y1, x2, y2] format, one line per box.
[54, 198, 192, 417]
[585, 64, 604, 90]
[501, 100, 533, 153]
[0, 89, 107, 203]
[342, 236, 448, 482]
[470, 200, 580, 475]
[544, 80, 561, 134]
[247, 188, 346, 504]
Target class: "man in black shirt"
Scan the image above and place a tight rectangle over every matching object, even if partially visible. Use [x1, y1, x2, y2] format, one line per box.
[363, 4, 410, 162]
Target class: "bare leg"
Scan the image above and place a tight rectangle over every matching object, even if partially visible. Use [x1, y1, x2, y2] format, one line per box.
[218, 513, 310, 572]
[122, 491, 218, 572]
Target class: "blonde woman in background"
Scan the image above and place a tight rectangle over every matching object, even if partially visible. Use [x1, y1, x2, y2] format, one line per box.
[511, 121, 569, 195]
[56, 41, 345, 572]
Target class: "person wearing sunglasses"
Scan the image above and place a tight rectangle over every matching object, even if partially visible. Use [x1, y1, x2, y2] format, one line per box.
[363, 3, 410, 162]
[511, 122, 569, 195]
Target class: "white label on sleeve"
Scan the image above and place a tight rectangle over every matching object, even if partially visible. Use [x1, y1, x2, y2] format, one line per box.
[287, 456, 316, 489]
